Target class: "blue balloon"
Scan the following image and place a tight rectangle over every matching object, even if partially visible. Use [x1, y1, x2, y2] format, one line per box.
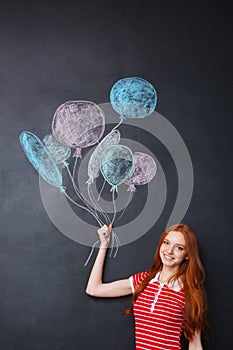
[19, 131, 64, 191]
[110, 77, 157, 119]
[100, 144, 134, 192]
[43, 134, 71, 164]
[87, 130, 121, 184]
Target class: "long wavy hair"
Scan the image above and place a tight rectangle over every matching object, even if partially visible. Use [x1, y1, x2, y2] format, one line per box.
[124, 223, 211, 341]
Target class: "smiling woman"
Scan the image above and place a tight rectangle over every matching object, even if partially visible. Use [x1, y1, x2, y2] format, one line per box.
[86, 224, 211, 350]
[159, 231, 189, 270]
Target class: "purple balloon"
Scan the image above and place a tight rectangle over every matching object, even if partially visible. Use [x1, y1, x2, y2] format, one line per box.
[52, 100, 105, 157]
[125, 152, 157, 192]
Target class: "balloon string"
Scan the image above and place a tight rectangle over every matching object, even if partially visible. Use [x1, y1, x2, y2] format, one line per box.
[109, 230, 121, 258]
[65, 165, 104, 226]
[113, 231, 121, 258]
[109, 234, 114, 258]
[110, 118, 123, 133]
[73, 176, 104, 224]
[111, 189, 117, 225]
[97, 179, 106, 201]
[88, 183, 111, 225]
[87, 183, 98, 217]
[118, 191, 133, 220]
[72, 157, 78, 179]
[64, 192, 103, 227]
[99, 118, 123, 146]
[68, 181, 120, 265]
[109, 231, 115, 258]
[67, 165, 102, 218]
[84, 240, 100, 266]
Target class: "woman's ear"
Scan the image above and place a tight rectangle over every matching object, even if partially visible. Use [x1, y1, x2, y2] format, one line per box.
[185, 256, 189, 260]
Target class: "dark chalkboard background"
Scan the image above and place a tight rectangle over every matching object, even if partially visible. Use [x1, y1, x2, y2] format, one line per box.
[0, 1, 232, 349]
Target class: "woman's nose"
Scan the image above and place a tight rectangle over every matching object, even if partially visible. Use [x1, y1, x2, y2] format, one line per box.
[167, 245, 174, 254]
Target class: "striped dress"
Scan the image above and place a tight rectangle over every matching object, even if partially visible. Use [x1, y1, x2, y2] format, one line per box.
[129, 271, 185, 350]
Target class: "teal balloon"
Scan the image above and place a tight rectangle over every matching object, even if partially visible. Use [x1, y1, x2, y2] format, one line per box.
[43, 134, 71, 164]
[87, 130, 121, 184]
[110, 77, 157, 119]
[19, 131, 64, 191]
[100, 144, 134, 191]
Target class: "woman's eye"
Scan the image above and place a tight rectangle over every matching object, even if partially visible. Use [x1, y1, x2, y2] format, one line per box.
[163, 241, 169, 245]
[176, 246, 183, 251]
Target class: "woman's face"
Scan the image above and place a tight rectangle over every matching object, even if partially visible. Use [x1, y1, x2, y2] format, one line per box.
[159, 230, 188, 269]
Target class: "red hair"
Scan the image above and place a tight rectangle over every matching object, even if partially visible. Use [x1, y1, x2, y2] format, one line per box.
[124, 223, 211, 341]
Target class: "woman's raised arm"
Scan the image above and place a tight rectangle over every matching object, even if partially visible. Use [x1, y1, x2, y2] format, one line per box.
[85, 225, 132, 298]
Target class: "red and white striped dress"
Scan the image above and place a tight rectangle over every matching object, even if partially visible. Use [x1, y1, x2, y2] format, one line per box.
[129, 271, 185, 350]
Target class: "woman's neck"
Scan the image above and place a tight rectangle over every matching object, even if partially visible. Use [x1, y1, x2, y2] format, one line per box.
[159, 266, 178, 283]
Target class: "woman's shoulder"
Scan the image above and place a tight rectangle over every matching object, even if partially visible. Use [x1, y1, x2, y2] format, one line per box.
[132, 270, 150, 281]
[129, 270, 151, 292]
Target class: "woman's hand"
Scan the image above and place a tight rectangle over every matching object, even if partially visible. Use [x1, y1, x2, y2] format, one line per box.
[97, 224, 112, 248]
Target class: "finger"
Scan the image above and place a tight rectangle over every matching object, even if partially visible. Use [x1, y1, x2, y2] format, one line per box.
[98, 225, 108, 233]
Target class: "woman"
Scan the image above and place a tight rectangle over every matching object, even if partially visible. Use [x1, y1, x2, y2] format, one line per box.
[86, 223, 210, 350]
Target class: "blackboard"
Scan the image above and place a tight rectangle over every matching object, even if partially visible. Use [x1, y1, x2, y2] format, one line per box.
[0, 1, 232, 349]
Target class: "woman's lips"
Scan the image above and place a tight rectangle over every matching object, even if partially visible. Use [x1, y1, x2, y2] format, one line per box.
[163, 254, 174, 260]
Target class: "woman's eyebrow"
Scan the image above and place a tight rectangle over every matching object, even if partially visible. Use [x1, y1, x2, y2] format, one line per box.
[165, 239, 185, 247]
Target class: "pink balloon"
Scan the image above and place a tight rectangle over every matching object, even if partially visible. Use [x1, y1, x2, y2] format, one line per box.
[125, 152, 157, 192]
[52, 100, 105, 157]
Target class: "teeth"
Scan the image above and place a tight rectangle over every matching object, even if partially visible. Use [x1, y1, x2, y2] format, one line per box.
[164, 255, 173, 259]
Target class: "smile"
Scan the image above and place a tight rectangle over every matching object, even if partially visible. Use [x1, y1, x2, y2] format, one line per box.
[164, 254, 174, 260]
